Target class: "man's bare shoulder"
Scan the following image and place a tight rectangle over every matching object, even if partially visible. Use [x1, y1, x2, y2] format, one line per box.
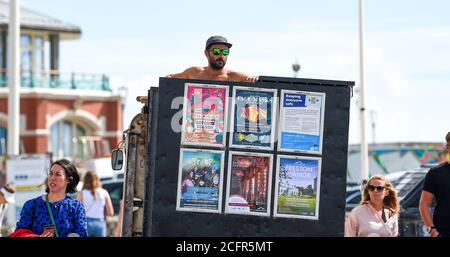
[227, 70, 259, 82]
[185, 66, 205, 73]
[166, 66, 205, 79]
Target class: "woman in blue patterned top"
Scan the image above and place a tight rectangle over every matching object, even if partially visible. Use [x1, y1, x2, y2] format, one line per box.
[14, 159, 87, 237]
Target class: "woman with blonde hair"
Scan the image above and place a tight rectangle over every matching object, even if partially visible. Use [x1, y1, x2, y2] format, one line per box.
[77, 171, 114, 237]
[345, 175, 400, 237]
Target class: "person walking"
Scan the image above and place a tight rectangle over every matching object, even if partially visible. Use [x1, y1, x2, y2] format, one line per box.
[10, 159, 87, 237]
[345, 175, 400, 237]
[0, 184, 15, 237]
[419, 131, 450, 237]
[78, 171, 114, 237]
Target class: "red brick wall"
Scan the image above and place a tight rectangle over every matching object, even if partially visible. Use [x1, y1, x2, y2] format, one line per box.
[45, 99, 73, 116]
[0, 98, 6, 115]
[81, 100, 121, 131]
[1, 96, 122, 154]
[21, 135, 48, 153]
[21, 98, 47, 129]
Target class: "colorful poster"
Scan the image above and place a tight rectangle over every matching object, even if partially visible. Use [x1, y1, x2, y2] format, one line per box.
[274, 155, 321, 219]
[229, 87, 277, 150]
[278, 90, 325, 154]
[176, 149, 224, 213]
[181, 83, 229, 148]
[225, 152, 273, 216]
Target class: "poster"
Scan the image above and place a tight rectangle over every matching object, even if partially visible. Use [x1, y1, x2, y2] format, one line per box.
[6, 154, 49, 225]
[181, 83, 229, 148]
[229, 87, 277, 150]
[278, 90, 325, 154]
[176, 149, 225, 213]
[225, 152, 273, 216]
[273, 155, 321, 220]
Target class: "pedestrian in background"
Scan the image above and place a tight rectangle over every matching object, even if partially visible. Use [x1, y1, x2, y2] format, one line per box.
[419, 131, 450, 237]
[113, 198, 124, 237]
[345, 175, 399, 237]
[0, 184, 15, 237]
[10, 159, 87, 237]
[78, 171, 114, 237]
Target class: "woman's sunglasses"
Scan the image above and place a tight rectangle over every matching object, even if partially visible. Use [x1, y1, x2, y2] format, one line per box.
[368, 185, 385, 192]
[210, 48, 230, 56]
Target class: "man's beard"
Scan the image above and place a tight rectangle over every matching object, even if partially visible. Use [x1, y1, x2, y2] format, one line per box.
[210, 58, 225, 70]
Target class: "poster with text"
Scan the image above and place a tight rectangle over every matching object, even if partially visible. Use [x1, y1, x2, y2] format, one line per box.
[274, 155, 321, 220]
[181, 83, 229, 148]
[6, 155, 49, 226]
[229, 87, 277, 150]
[225, 152, 273, 216]
[176, 149, 225, 213]
[278, 90, 325, 154]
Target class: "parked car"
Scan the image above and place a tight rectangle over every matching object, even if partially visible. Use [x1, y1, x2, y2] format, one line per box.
[101, 172, 124, 215]
[345, 166, 433, 236]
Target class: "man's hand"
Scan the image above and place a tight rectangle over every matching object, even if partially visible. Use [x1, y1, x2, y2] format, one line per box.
[40, 231, 54, 237]
[245, 76, 259, 83]
[430, 229, 440, 237]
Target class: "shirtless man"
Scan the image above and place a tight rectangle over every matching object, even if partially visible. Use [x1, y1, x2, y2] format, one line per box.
[166, 35, 258, 82]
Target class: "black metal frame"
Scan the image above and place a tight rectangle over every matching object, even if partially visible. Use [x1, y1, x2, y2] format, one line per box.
[142, 76, 354, 236]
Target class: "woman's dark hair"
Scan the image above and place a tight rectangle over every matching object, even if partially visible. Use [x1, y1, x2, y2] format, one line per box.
[46, 159, 80, 194]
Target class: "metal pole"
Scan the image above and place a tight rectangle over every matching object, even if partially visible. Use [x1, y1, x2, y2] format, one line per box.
[7, 0, 21, 156]
[359, 0, 369, 181]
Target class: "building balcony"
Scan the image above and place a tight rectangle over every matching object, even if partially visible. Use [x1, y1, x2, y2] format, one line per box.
[0, 69, 111, 92]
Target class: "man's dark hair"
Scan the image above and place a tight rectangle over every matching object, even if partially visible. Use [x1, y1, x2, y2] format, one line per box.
[46, 159, 80, 194]
[446, 131, 450, 143]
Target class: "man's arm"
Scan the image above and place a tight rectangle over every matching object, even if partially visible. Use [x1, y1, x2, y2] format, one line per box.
[419, 190, 439, 237]
[166, 66, 201, 79]
[229, 71, 259, 82]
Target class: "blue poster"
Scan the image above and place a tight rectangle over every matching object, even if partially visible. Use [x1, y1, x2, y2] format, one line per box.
[278, 91, 325, 153]
[275, 156, 321, 218]
[231, 88, 275, 149]
[280, 133, 320, 151]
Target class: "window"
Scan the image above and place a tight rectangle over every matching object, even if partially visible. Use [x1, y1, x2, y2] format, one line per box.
[21, 35, 32, 87]
[0, 33, 4, 72]
[20, 33, 47, 87]
[0, 126, 6, 155]
[49, 120, 88, 160]
[34, 36, 45, 86]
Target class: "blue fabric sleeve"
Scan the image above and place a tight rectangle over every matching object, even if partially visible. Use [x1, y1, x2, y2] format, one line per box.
[72, 200, 88, 237]
[15, 198, 36, 230]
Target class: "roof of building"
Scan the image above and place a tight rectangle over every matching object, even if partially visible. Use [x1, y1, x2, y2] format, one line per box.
[0, 1, 81, 39]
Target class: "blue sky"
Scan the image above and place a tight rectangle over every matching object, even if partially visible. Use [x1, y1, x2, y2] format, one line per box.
[21, 0, 450, 144]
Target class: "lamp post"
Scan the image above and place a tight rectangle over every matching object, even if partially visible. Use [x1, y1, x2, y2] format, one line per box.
[117, 86, 128, 131]
[359, 0, 370, 182]
[292, 59, 301, 78]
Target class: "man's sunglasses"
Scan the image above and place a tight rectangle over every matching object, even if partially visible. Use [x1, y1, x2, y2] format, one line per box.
[210, 48, 230, 56]
[368, 185, 385, 192]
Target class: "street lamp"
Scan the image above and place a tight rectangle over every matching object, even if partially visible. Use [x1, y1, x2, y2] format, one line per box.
[292, 59, 301, 78]
[359, 0, 370, 182]
[117, 86, 128, 131]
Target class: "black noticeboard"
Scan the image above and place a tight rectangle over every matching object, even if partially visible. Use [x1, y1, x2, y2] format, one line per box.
[143, 76, 354, 236]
